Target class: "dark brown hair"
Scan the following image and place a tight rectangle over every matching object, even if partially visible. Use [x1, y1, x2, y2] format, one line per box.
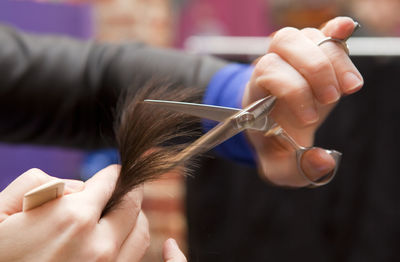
[102, 81, 202, 215]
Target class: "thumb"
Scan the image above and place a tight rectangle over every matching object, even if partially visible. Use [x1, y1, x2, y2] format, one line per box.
[0, 168, 84, 221]
[320, 16, 358, 39]
[163, 238, 187, 262]
[300, 147, 336, 184]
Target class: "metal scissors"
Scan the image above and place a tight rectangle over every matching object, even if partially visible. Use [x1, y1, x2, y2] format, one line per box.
[144, 96, 342, 187]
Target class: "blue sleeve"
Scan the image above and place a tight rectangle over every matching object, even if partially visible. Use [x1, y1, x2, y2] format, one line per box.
[203, 63, 256, 166]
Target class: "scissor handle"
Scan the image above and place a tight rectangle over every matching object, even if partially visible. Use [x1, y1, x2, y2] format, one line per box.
[296, 148, 342, 187]
[267, 125, 342, 187]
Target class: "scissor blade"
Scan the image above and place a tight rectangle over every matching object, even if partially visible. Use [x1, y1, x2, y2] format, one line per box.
[245, 96, 277, 118]
[174, 119, 242, 163]
[143, 99, 239, 122]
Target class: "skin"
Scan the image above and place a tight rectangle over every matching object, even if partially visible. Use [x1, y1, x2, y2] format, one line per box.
[243, 16, 363, 187]
[0, 166, 150, 261]
[0, 16, 363, 261]
[162, 238, 187, 262]
[0, 166, 183, 261]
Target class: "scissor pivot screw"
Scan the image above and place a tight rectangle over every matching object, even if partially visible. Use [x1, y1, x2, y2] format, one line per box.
[235, 113, 255, 129]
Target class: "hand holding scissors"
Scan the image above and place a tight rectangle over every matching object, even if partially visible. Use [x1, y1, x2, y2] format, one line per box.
[146, 17, 363, 187]
[243, 17, 363, 187]
[144, 95, 340, 187]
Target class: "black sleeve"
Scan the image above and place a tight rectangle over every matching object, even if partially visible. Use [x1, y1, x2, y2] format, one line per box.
[0, 25, 227, 149]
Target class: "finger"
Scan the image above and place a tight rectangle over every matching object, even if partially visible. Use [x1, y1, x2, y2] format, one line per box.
[250, 52, 319, 127]
[320, 17, 364, 93]
[163, 238, 187, 262]
[99, 185, 144, 249]
[320, 16, 357, 40]
[116, 211, 150, 262]
[300, 147, 336, 183]
[302, 27, 363, 94]
[269, 27, 340, 105]
[0, 169, 52, 221]
[0, 168, 84, 221]
[80, 164, 120, 217]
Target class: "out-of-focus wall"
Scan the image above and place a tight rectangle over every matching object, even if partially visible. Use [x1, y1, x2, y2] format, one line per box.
[339, 0, 400, 36]
[94, 0, 174, 46]
[268, 0, 400, 36]
[268, 0, 339, 29]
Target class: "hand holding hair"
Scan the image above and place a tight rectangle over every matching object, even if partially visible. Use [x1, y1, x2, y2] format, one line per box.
[0, 166, 149, 262]
[0, 82, 197, 262]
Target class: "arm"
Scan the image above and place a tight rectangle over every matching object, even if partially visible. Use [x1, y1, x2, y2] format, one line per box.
[0, 17, 363, 188]
[0, 25, 227, 149]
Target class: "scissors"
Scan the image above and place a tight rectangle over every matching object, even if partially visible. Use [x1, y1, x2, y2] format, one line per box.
[144, 96, 342, 187]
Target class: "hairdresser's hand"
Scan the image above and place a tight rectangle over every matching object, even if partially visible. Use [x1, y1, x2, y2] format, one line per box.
[0, 165, 149, 262]
[244, 16, 363, 187]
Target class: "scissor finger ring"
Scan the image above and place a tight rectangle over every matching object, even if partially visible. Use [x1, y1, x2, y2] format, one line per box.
[317, 37, 350, 55]
[296, 147, 342, 187]
[317, 21, 360, 55]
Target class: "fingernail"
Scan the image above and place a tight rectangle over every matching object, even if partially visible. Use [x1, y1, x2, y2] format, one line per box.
[353, 21, 361, 32]
[342, 72, 363, 93]
[320, 85, 340, 104]
[313, 161, 333, 175]
[302, 148, 335, 181]
[308, 156, 332, 175]
[301, 107, 319, 124]
[347, 21, 361, 40]
[65, 180, 85, 192]
[167, 238, 178, 249]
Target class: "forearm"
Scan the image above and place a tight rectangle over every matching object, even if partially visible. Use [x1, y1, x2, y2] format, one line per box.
[0, 25, 227, 149]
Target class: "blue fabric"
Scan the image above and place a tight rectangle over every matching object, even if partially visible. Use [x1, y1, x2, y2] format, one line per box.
[203, 63, 256, 166]
[80, 149, 120, 181]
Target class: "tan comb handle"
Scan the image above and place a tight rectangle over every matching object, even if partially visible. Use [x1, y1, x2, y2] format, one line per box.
[23, 180, 65, 212]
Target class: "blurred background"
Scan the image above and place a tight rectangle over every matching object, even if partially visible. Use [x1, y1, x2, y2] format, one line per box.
[1, 0, 400, 261]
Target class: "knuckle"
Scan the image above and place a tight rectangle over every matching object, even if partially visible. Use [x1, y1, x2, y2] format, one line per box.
[253, 63, 264, 78]
[60, 205, 95, 232]
[302, 58, 331, 77]
[25, 167, 45, 174]
[19, 168, 49, 182]
[272, 27, 299, 45]
[255, 53, 281, 76]
[301, 27, 321, 37]
[260, 53, 281, 66]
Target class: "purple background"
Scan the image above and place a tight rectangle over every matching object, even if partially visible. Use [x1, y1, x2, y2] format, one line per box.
[0, 0, 93, 38]
[0, 0, 93, 190]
